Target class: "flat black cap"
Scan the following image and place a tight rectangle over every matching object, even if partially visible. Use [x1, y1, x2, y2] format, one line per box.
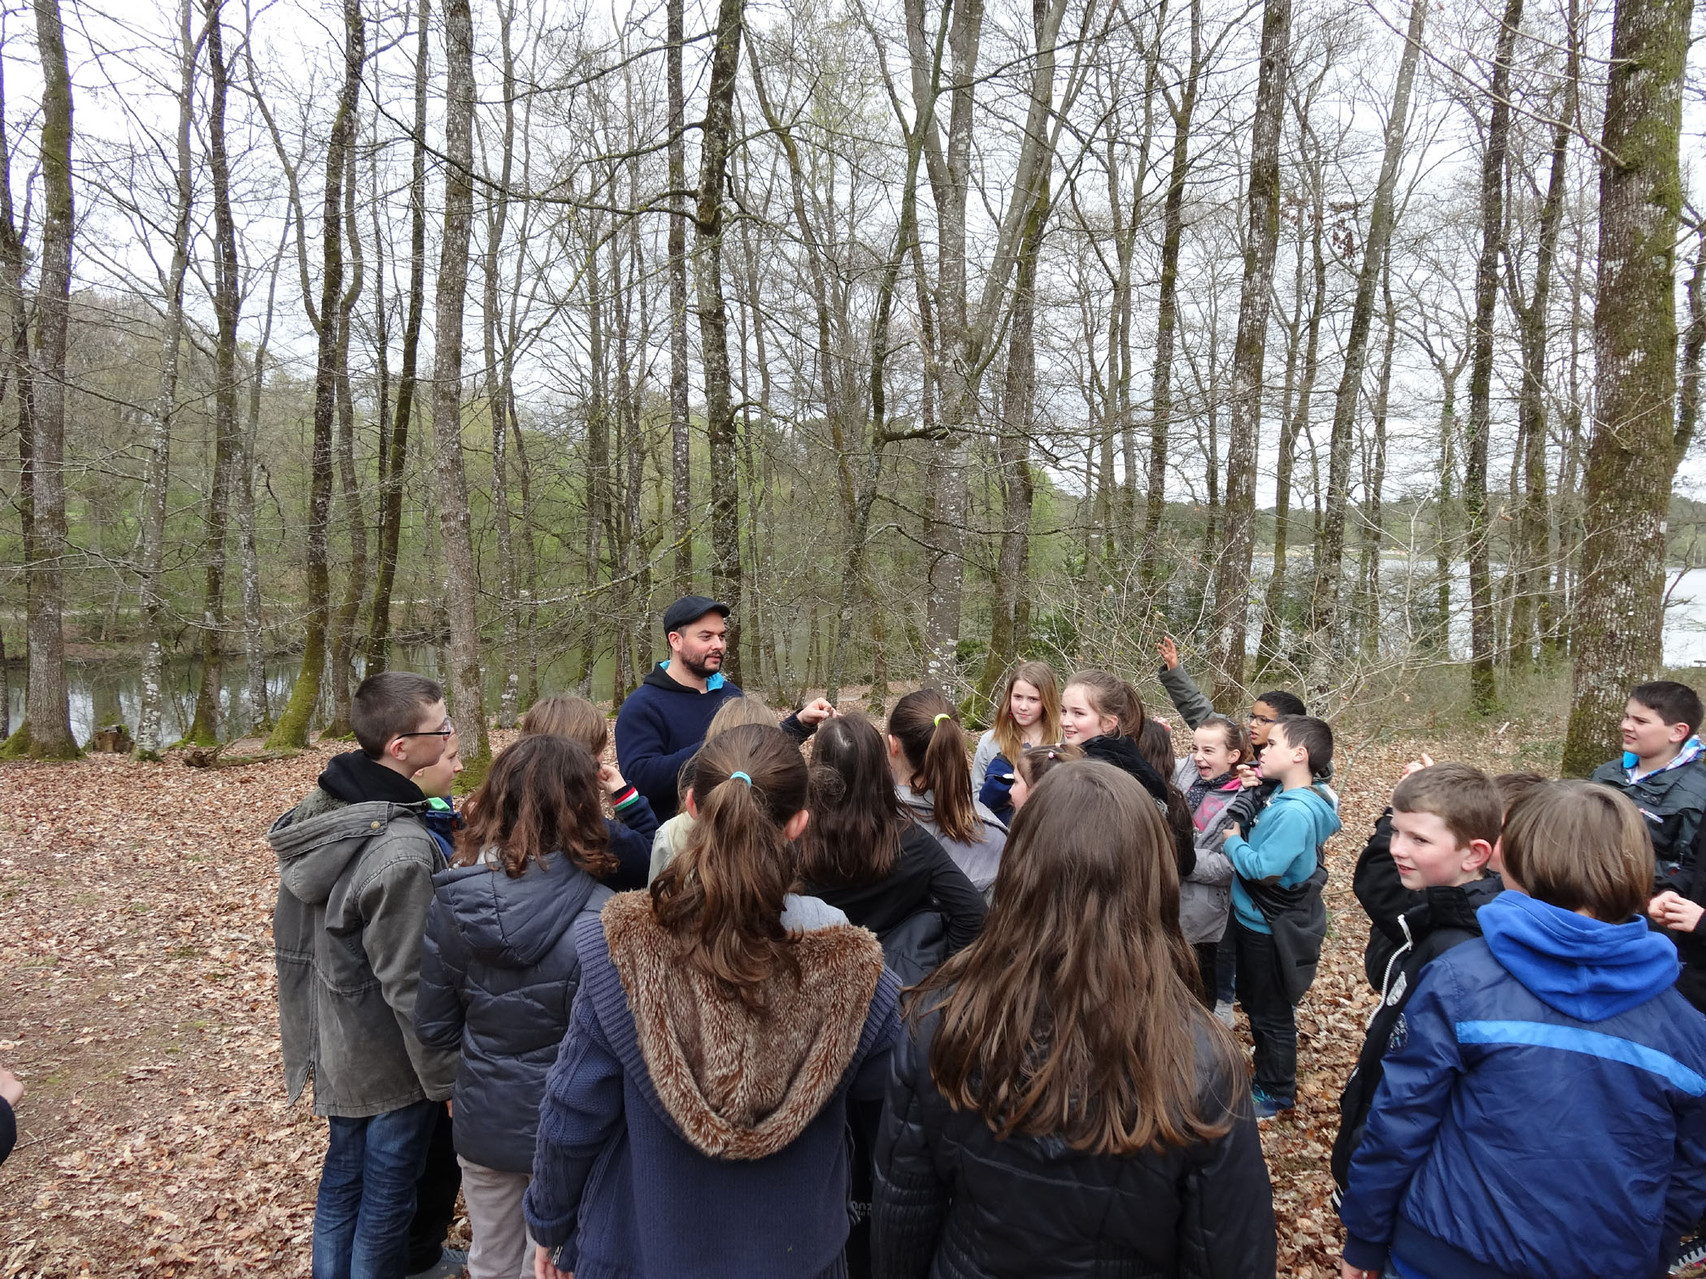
[662, 595, 731, 635]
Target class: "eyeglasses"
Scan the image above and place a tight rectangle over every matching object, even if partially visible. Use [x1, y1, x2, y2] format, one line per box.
[1248, 713, 1277, 725]
[397, 718, 455, 739]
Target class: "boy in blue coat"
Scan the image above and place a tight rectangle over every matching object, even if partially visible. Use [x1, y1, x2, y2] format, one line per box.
[1338, 780, 1706, 1279]
[1223, 715, 1341, 1119]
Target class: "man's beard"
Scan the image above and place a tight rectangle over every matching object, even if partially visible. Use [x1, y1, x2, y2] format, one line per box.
[679, 649, 722, 679]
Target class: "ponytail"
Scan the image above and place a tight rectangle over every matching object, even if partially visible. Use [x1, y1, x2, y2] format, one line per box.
[889, 688, 980, 844]
[650, 723, 809, 1008]
[1066, 669, 1146, 738]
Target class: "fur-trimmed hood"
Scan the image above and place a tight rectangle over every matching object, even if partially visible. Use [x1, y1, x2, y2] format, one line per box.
[601, 890, 885, 1160]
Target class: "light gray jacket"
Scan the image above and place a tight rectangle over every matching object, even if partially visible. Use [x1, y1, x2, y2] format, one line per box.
[1173, 757, 1238, 945]
[897, 785, 1008, 896]
[271, 788, 459, 1117]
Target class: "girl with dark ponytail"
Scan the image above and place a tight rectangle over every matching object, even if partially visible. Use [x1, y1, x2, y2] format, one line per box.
[886, 689, 1009, 896]
[524, 723, 901, 1279]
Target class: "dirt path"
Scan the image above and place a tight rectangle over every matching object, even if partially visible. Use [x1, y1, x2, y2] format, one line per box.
[0, 727, 1535, 1277]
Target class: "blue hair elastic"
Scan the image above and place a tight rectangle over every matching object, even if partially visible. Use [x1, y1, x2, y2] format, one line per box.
[729, 771, 753, 787]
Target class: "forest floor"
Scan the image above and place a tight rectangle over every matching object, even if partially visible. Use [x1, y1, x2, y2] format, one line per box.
[0, 715, 1607, 1276]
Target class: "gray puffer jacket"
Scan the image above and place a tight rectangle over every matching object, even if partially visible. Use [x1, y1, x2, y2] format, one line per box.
[414, 853, 613, 1172]
[1173, 757, 1239, 945]
[897, 786, 1008, 897]
[271, 788, 459, 1117]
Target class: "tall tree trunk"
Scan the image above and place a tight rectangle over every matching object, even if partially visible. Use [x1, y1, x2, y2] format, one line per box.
[13, 0, 77, 758]
[1311, 0, 1426, 638]
[0, 52, 32, 747]
[238, 230, 286, 734]
[1462, 0, 1522, 714]
[484, 0, 520, 726]
[186, 0, 243, 746]
[366, 0, 429, 675]
[266, 0, 363, 750]
[695, 0, 746, 684]
[1139, 0, 1202, 589]
[432, 0, 491, 771]
[1561, 0, 1692, 774]
[668, 0, 692, 595]
[1207, 0, 1289, 709]
[134, 0, 197, 758]
[322, 142, 367, 739]
[1358, 255, 1395, 656]
[1680, 219, 1706, 456]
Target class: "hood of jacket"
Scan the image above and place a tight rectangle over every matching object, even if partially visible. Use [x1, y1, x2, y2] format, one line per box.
[317, 748, 430, 806]
[896, 785, 1007, 834]
[1480, 890, 1679, 1021]
[641, 661, 727, 695]
[270, 790, 432, 907]
[1081, 732, 1169, 801]
[1263, 782, 1342, 845]
[1400, 873, 1504, 944]
[431, 851, 603, 969]
[600, 890, 884, 1160]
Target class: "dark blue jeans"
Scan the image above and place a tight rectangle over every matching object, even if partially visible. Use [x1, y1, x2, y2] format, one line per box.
[1234, 921, 1296, 1104]
[312, 1099, 440, 1279]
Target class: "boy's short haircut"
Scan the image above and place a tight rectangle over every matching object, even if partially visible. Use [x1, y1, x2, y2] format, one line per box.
[1629, 680, 1704, 740]
[519, 693, 608, 757]
[1503, 780, 1652, 922]
[1492, 771, 1548, 815]
[1255, 689, 1307, 718]
[1392, 763, 1502, 850]
[352, 672, 444, 758]
[1273, 714, 1333, 778]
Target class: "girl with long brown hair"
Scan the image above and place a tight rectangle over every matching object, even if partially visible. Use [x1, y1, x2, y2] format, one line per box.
[970, 661, 1061, 823]
[872, 759, 1275, 1277]
[525, 723, 901, 1279]
[886, 689, 1008, 895]
[1061, 669, 1197, 880]
[414, 734, 617, 1279]
[519, 692, 656, 889]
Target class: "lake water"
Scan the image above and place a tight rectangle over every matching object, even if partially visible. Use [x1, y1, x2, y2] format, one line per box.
[1664, 568, 1706, 667]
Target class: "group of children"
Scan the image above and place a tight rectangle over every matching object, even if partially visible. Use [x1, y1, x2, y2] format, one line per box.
[272, 655, 1706, 1279]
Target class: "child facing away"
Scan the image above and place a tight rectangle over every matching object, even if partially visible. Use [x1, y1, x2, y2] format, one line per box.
[1589, 679, 1706, 892]
[521, 693, 658, 889]
[1330, 763, 1503, 1192]
[1008, 740, 1083, 813]
[1222, 715, 1341, 1120]
[647, 695, 787, 883]
[1172, 715, 1250, 1012]
[887, 689, 1010, 895]
[970, 661, 1062, 825]
[1338, 781, 1706, 1279]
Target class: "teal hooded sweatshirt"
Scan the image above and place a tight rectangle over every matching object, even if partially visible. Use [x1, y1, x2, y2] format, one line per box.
[1223, 784, 1341, 933]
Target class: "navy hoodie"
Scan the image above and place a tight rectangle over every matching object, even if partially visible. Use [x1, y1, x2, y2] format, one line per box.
[613, 663, 810, 820]
[1340, 891, 1706, 1279]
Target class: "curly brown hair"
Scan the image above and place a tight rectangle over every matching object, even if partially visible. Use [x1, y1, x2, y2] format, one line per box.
[454, 735, 614, 879]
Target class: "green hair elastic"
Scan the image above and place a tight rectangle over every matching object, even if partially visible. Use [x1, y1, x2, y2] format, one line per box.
[933, 713, 950, 726]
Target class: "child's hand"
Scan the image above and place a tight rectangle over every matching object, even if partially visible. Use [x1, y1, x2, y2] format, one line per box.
[535, 1245, 572, 1279]
[1158, 635, 1180, 670]
[1235, 763, 1262, 789]
[1221, 825, 1243, 843]
[1340, 1262, 1377, 1279]
[597, 763, 627, 796]
[1652, 891, 1705, 933]
[1402, 752, 1435, 779]
[0, 1067, 21, 1108]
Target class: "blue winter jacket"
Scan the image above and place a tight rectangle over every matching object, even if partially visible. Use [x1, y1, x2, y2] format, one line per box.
[1339, 890, 1706, 1279]
[612, 664, 811, 821]
[1223, 784, 1340, 933]
[414, 853, 611, 1172]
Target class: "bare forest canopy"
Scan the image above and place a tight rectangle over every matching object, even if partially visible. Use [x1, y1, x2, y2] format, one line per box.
[0, 0, 1702, 774]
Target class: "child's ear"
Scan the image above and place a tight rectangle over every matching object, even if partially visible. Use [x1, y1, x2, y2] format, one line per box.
[1463, 838, 1495, 874]
[783, 808, 810, 841]
[1670, 721, 1692, 744]
[684, 788, 699, 819]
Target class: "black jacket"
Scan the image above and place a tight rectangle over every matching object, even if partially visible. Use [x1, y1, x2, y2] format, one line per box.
[1082, 733, 1197, 881]
[1330, 873, 1502, 1189]
[414, 852, 611, 1172]
[873, 1003, 1276, 1278]
[1351, 808, 1425, 992]
[806, 824, 987, 983]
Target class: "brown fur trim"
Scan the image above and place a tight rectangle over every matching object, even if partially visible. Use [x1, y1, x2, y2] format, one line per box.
[602, 891, 884, 1160]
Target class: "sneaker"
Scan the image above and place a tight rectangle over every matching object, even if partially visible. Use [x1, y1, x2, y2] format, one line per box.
[408, 1249, 468, 1279]
[1213, 1000, 1235, 1027]
[1250, 1088, 1294, 1122]
[1673, 1235, 1706, 1272]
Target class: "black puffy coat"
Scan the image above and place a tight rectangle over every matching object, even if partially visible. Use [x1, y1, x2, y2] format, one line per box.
[872, 1005, 1276, 1278]
[414, 852, 611, 1172]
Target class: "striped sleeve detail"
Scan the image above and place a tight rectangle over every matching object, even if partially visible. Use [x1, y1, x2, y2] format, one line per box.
[1455, 1019, 1706, 1095]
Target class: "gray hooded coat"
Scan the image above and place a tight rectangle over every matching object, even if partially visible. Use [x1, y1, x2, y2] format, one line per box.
[271, 786, 459, 1117]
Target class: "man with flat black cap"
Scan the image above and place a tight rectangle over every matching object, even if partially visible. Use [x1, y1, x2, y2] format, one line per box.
[613, 595, 836, 819]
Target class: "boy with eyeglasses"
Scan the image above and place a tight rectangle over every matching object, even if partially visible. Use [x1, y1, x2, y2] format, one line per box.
[270, 671, 463, 1279]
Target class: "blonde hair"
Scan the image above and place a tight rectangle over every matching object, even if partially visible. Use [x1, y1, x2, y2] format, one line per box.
[991, 662, 1062, 763]
[705, 695, 778, 740]
[1502, 781, 1653, 922]
[519, 693, 608, 757]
